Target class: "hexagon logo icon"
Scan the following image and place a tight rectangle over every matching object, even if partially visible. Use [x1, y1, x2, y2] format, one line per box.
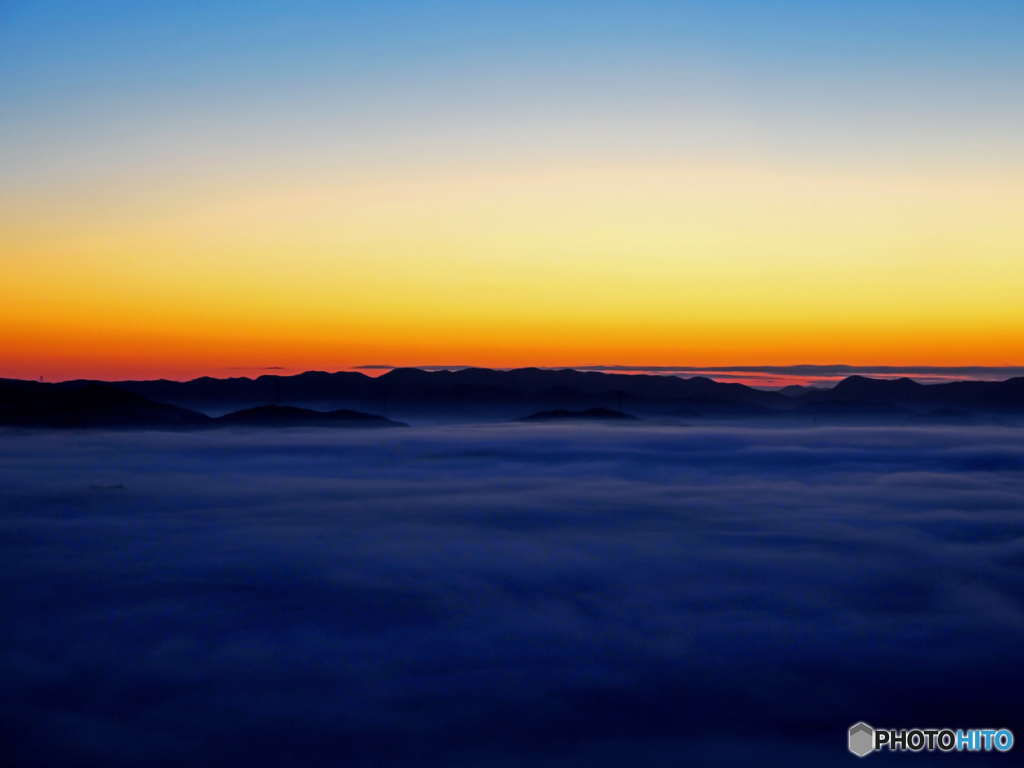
[849, 722, 874, 757]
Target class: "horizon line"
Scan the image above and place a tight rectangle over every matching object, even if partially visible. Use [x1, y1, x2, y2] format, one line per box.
[12, 364, 1024, 388]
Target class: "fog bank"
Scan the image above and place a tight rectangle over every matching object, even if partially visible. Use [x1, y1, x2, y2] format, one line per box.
[2, 424, 1022, 766]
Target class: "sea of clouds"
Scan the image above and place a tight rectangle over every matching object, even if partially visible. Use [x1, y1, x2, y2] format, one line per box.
[2, 424, 1023, 766]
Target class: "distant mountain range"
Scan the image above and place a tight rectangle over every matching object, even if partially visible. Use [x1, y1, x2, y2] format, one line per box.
[2, 369, 1023, 427]
[0, 383, 208, 428]
[0, 383, 405, 429]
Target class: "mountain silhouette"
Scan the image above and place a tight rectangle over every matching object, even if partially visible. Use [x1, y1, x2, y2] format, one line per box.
[671, 398, 777, 418]
[0, 382, 210, 428]
[4, 370, 1023, 425]
[803, 375, 1024, 413]
[0, 383, 405, 429]
[15, 367, 788, 420]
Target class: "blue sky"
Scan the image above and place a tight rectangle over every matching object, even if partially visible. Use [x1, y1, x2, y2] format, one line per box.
[6, 0, 1022, 211]
[2, 1, 1023, 378]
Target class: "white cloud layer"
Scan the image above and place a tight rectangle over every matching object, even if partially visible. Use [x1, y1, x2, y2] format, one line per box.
[1, 424, 1022, 766]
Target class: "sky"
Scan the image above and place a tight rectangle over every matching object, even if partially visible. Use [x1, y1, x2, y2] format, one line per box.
[2, 1, 1023, 381]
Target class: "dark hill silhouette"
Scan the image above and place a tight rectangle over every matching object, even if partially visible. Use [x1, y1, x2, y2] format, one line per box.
[377, 367, 785, 406]
[777, 385, 809, 397]
[59, 370, 383, 416]
[776, 384, 830, 397]
[517, 408, 639, 422]
[802, 375, 1024, 413]
[672, 398, 776, 418]
[825, 376, 927, 401]
[10, 367, 789, 420]
[0, 383, 210, 428]
[216, 405, 406, 427]
[0, 384, 406, 429]
[4, 370, 1023, 424]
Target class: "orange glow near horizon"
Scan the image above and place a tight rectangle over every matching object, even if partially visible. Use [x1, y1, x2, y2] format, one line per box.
[3, 159, 1024, 383]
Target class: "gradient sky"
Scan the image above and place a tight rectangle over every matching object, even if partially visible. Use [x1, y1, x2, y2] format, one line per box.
[2, 1, 1023, 381]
